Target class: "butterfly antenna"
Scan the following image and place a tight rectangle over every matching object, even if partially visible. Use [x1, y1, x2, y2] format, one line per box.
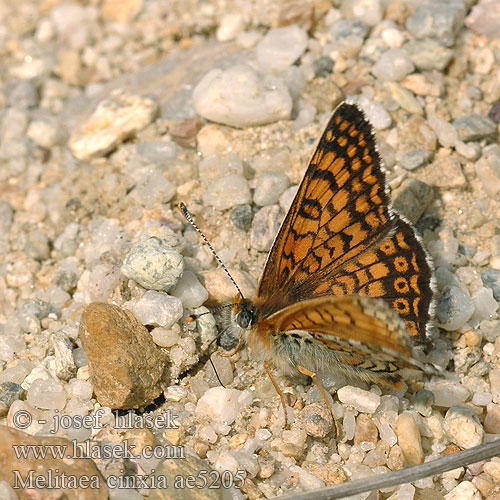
[178, 202, 245, 300]
[186, 303, 233, 322]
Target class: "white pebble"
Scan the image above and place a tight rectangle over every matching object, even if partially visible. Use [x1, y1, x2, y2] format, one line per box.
[135, 169, 175, 208]
[171, 270, 208, 309]
[121, 237, 184, 292]
[202, 174, 252, 210]
[216, 13, 245, 42]
[443, 406, 484, 449]
[131, 290, 183, 328]
[150, 324, 180, 348]
[371, 48, 415, 81]
[444, 481, 481, 500]
[253, 171, 290, 206]
[471, 287, 498, 324]
[426, 380, 470, 407]
[471, 392, 492, 406]
[27, 378, 66, 411]
[193, 64, 292, 128]
[196, 387, 252, 424]
[256, 25, 308, 74]
[337, 386, 381, 413]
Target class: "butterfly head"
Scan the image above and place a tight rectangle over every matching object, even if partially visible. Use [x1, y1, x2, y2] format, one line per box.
[234, 298, 255, 329]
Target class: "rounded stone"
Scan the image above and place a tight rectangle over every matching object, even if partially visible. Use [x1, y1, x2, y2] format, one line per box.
[121, 237, 184, 292]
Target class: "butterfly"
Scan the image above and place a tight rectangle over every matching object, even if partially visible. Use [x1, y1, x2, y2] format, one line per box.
[180, 102, 434, 428]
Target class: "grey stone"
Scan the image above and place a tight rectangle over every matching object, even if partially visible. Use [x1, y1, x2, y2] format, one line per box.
[392, 179, 434, 224]
[121, 237, 184, 292]
[436, 285, 474, 331]
[4, 80, 39, 109]
[400, 149, 433, 171]
[371, 48, 414, 81]
[330, 19, 369, 42]
[0, 382, 24, 417]
[453, 114, 497, 141]
[250, 205, 283, 252]
[313, 56, 334, 77]
[406, 0, 466, 47]
[403, 39, 454, 71]
[481, 269, 500, 301]
[230, 204, 253, 231]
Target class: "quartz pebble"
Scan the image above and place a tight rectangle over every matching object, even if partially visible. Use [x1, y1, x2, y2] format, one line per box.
[121, 237, 184, 292]
[193, 64, 292, 127]
[395, 412, 424, 465]
[444, 481, 481, 500]
[443, 406, 484, 449]
[256, 25, 308, 74]
[69, 90, 158, 160]
[436, 285, 475, 331]
[250, 205, 283, 252]
[131, 290, 183, 328]
[171, 270, 208, 309]
[453, 114, 497, 142]
[253, 171, 290, 207]
[337, 386, 381, 413]
[427, 380, 471, 408]
[203, 174, 252, 210]
[196, 387, 252, 425]
[371, 48, 414, 81]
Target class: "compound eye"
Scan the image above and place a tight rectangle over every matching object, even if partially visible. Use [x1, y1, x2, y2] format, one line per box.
[237, 309, 253, 328]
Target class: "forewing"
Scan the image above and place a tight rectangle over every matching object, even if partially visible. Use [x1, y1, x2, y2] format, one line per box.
[257, 103, 392, 308]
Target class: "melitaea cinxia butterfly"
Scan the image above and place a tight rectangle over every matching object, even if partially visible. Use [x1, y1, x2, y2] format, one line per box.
[180, 102, 434, 429]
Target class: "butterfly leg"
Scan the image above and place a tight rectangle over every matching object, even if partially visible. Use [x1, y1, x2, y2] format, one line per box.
[218, 333, 244, 357]
[263, 361, 289, 427]
[296, 365, 339, 438]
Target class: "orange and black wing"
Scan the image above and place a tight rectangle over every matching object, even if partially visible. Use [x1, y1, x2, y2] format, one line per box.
[256, 102, 432, 341]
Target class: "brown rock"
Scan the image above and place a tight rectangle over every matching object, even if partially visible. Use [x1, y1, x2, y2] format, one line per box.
[79, 302, 168, 409]
[354, 414, 378, 445]
[395, 412, 424, 466]
[392, 178, 434, 224]
[301, 461, 346, 485]
[0, 426, 107, 499]
[300, 402, 334, 437]
[169, 118, 203, 148]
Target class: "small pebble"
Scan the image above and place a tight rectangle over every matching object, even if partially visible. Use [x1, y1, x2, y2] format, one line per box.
[444, 481, 481, 500]
[230, 204, 253, 231]
[337, 386, 381, 413]
[69, 90, 158, 160]
[250, 205, 283, 252]
[427, 380, 471, 408]
[196, 387, 252, 425]
[300, 403, 333, 438]
[256, 25, 308, 74]
[400, 149, 433, 171]
[203, 174, 252, 210]
[406, 1, 465, 47]
[395, 412, 424, 465]
[403, 39, 454, 71]
[131, 290, 183, 328]
[171, 270, 208, 309]
[193, 64, 292, 127]
[371, 48, 414, 81]
[453, 114, 497, 142]
[313, 56, 334, 77]
[436, 285, 475, 331]
[443, 406, 484, 449]
[121, 237, 184, 292]
[482, 269, 500, 301]
[253, 171, 290, 207]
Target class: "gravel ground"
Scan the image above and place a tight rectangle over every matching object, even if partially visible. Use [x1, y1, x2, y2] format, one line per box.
[1, 1, 500, 500]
